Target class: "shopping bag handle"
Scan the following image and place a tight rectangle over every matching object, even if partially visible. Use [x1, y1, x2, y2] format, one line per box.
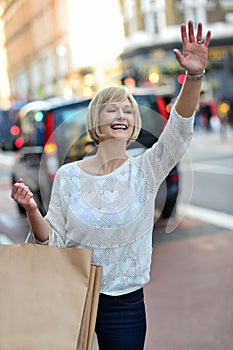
[24, 229, 64, 247]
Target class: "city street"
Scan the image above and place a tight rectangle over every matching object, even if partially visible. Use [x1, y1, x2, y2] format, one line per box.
[0, 127, 233, 349]
[179, 126, 233, 219]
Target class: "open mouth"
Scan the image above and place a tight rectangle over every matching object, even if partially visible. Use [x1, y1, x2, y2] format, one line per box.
[111, 124, 128, 130]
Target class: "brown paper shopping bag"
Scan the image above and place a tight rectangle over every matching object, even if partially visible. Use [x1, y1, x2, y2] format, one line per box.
[0, 243, 102, 350]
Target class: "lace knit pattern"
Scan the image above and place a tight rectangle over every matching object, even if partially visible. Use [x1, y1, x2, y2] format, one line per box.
[44, 107, 194, 295]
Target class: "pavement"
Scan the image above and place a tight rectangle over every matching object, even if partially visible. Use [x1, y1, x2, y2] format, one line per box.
[93, 215, 233, 350]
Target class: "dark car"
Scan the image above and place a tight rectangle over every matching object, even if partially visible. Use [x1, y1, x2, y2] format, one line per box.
[0, 101, 28, 151]
[0, 109, 20, 150]
[5, 93, 179, 219]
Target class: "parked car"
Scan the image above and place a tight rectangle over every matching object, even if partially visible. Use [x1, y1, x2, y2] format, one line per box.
[0, 101, 29, 151]
[4, 93, 179, 219]
[0, 109, 20, 150]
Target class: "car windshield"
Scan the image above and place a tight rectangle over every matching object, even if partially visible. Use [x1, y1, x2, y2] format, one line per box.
[52, 101, 90, 163]
[53, 104, 88, 127]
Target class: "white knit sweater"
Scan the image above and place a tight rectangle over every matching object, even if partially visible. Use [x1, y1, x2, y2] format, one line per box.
[44, 107, 194, 296]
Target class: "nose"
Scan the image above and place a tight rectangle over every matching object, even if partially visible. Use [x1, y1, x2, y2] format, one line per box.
[117, 109, 126, 119]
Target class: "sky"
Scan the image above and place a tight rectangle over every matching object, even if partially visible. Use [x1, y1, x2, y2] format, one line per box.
[67, 0, 125, 68]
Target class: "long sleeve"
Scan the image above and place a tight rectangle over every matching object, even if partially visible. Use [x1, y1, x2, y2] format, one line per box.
[44, 167, 67, 246]
[142, 106, 194, 183]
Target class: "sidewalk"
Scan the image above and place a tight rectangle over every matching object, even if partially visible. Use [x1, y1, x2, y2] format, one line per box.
[93, 216, 233, 350]
[190, 126, 233, 159]
[146, 217, 233, 350]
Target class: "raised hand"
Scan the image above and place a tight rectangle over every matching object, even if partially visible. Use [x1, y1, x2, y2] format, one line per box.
[173, 20, 211, 74]
[11, 178, 38, 212]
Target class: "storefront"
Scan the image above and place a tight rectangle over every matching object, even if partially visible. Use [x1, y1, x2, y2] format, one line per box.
[120, 37, 233, 101]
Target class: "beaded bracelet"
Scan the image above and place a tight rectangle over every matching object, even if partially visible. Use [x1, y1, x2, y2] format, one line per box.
[185, 69, 205, 80]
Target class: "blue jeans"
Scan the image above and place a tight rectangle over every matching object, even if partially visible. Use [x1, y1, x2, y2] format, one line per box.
[95, 288, 147, 350]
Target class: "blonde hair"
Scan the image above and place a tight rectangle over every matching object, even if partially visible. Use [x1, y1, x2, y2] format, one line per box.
[86, 86, 142, 145]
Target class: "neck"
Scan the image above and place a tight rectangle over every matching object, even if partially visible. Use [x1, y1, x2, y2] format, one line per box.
[97, 139, 127, 161]
[94, 140, 128, 175]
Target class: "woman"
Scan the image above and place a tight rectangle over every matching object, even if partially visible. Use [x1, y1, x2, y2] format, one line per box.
[11, 20, 211, 350]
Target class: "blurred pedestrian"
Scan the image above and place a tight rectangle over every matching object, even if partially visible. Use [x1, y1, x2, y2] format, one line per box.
[218, 99, 230, 140]
[11, 20, 211, 350]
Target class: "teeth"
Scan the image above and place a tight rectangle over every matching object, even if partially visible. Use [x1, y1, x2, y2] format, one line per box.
[111, 124, 127, 130]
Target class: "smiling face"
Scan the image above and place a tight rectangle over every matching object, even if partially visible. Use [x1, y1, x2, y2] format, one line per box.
[98, 98, 135, 143]
[87, 86, 142, 145]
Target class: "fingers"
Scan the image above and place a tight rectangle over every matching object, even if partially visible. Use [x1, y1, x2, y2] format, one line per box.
[11, 179, 33, 204]
[196, 21, 211, 47]
[180, 20, 211, 46]
[188, 20, 195, 42]
[180, 23, 188, 45]
[204, 30, 211, 47]
[196, 22, 203, 43]
[173, 48, 182, 62]
[179, 20, 196, 44]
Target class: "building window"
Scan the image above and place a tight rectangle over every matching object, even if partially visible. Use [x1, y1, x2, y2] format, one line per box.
[16, 70, 28, 98]
[29, 62, 41, 91]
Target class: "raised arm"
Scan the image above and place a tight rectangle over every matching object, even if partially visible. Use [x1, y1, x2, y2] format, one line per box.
[173, 20, 211, 117]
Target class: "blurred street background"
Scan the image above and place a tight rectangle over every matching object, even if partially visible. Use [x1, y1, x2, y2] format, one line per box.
[0, 1, 233, 349]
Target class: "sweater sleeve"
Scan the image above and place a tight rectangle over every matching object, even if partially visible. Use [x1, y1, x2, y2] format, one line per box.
[142, 106, 194, 183]
[44, 166, 67, 246]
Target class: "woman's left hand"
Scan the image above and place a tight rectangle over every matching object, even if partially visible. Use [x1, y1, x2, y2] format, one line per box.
[173, 20, 211, 74]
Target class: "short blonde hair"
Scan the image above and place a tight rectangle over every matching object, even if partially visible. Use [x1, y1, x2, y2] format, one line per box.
[86, 86, 142, 145]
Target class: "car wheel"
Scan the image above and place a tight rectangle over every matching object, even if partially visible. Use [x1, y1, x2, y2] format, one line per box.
[161, 194, 178, 218]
